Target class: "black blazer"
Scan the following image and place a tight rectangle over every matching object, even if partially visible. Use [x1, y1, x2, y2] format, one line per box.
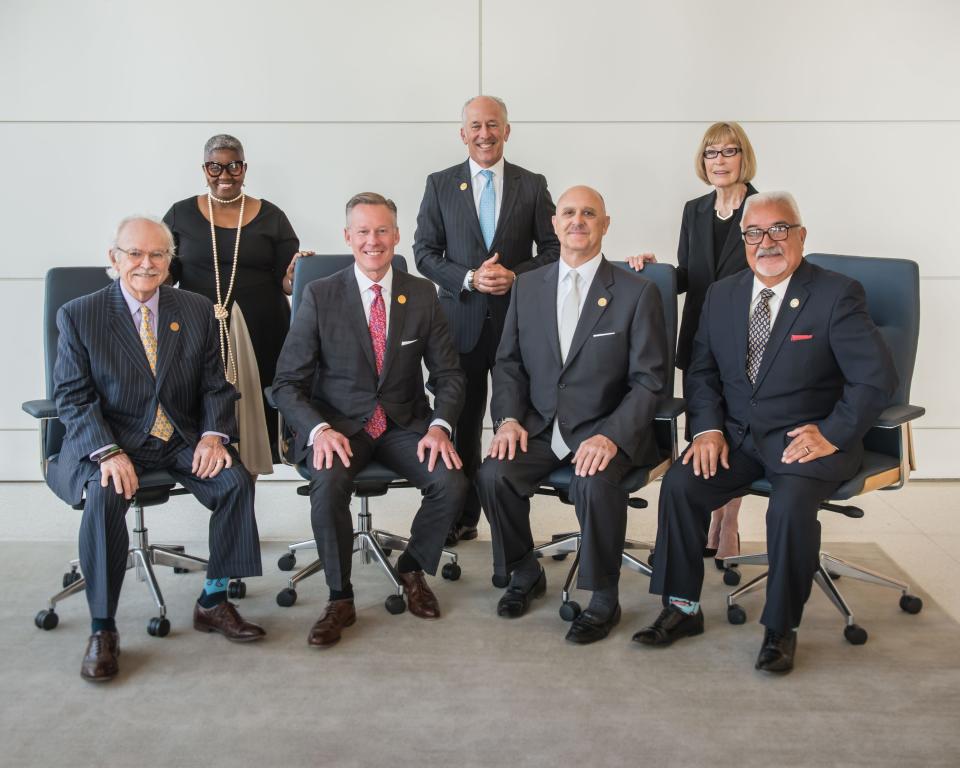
[272, 267, 465, 463]
[48, 282, 238, 505]
[686, 259, 898, 482]
[491, 257, 668, 466]
[675, 183, 758, 371]
[413, 159, 560, 353]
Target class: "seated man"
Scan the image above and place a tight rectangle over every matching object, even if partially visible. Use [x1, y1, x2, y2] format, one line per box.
[48, 216, 265, 683]
[476, 185, 667, 644]
[634, 191, 897, 673]
[272, 192, 468, 648]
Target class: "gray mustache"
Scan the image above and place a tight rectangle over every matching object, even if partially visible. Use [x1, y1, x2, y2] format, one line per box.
[757, 246, 783, 258]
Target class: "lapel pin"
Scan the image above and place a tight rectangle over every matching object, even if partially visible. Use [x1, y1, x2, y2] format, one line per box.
[397, 295, 407, 305]
[169, 322, 180, 332]
[598, 297, 608, 307]
[459, 182, 468, 191]
[789, 298, 800, 309]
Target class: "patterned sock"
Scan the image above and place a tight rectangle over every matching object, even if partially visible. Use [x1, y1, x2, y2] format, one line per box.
[587, 584, 619, 621]
[669, 596, 700, 615]
[91, 617, 116, 633]
[197, 577, 229, 608]
[397, 550, 421, 574]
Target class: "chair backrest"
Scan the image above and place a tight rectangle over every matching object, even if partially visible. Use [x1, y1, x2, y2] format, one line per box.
[805, 253, 919, 406]
[291, 254, 408, 316]
[43, 267, 114, 457]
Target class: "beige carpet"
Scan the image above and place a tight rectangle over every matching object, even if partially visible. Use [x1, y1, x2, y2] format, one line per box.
[1, 540, 958, 767]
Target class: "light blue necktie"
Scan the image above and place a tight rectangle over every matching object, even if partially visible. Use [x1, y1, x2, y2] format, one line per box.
[478, 169, 495, 250]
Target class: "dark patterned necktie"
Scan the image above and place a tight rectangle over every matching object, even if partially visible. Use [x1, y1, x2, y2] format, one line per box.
[746, 288, 775, 384]
[365, 284, 387, 439]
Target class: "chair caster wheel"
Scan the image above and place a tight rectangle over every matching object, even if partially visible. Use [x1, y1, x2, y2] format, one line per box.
[35, 609, 59, 630]
[723, 567, 741, 586]
[385, 594, 406, 615]
[559, 601, 581, 622]
[168, 545, 189, 573]
[647, 550, 656, 568]
[276, 588, 297, 607]
[228, 580, 246, 599]
[727, 604, 747, 625]
[173, 567, 190, 574]
[441, 562, 461, 581]
[277, 553, 297, 571]
[844, 624, 868, 645]
[899, 594, 923, 614]
[147, 617, 170, 637]
[551, 553, 569, 561]
[62, 570, 82, 588]
[491, 573, 510, 589]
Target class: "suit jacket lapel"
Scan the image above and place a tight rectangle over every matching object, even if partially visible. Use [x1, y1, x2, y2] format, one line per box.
[492, 161, 520, 250]
[753, 259, 813, 391]
[154, 287, 181, 390]
[379, 271, 408, 384]
[108, 282, 154, 379]
[455, 160, 487, 260]
[342, 270, 378, 375]
[562, 257, 614, 371]
[540, 262, 563, 366]
[732, 270, 753, 384]
[697, 192, 717, 277]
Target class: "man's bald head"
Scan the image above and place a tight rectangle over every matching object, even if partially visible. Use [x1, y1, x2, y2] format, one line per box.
[553, 186, 610, 266]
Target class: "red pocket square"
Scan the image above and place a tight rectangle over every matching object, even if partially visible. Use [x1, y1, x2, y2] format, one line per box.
[791, 334, 813, 341]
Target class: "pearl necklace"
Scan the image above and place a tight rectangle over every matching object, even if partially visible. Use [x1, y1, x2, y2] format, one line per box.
[209, 191, 244, 204]
[206, 192, 245, 385]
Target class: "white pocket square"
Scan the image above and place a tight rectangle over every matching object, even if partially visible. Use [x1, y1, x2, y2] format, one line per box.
[401, 339, 419, 346]
[592, 331, 616, 338]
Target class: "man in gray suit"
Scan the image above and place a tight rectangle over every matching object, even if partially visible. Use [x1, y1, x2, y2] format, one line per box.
[273, 193, 467, 648]
[476, 186, 668, 644]
[414, 95, 560, 546]
[49, 217, 265, 682]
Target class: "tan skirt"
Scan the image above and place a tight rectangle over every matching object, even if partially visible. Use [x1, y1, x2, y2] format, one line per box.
[229, 302, 273, 475]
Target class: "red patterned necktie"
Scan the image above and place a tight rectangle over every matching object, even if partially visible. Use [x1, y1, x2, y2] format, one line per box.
[365, 283, 388, 439]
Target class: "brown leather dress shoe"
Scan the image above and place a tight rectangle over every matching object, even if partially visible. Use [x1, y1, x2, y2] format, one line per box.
[81, 630, 120, 682]
[398, 570, 441, 619]
[193, 601, 266, 642]
[308, 599, 357, 648]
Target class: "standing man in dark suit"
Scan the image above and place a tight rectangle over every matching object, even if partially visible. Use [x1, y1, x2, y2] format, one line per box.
[634, 192, 897, 673]
[49, 217, 265, 682]
[414, 95, 560, 546]
[476, 186, 667, 644]
[273, 193, 467, 649]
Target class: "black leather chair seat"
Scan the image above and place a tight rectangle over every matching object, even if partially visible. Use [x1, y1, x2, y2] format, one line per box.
[748, 450, 900, 501]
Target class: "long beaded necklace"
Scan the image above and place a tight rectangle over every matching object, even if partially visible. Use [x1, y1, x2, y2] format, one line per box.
[206, 192, 245, 385]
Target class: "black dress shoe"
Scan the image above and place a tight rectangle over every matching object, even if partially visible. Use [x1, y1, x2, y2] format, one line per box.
[496, 568, 546, 618]
[755, 627, 797, 673]
[631, 605, 704, 646]
[445, 524, 479, 547]
[565, 604, 621, 645]
[703, 546, 718, 558]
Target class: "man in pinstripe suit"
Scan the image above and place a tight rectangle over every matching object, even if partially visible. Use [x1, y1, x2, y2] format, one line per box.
[414, 95, 560, 546]
[48, 217, 265, 682]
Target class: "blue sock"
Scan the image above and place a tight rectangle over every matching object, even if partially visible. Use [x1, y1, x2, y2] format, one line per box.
[91, 617, 116, 633]
[198, 577, 229, 608]
[669, 596, 700, 615]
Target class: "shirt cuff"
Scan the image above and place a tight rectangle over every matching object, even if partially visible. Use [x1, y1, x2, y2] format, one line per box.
[462, 270, 474, 292]
[308, 422, 331, 446]
[89, 444, 118, 462]
[429, 418, 452, 436]
[692, 429, 723, 439]
[201, 431, 229, 443]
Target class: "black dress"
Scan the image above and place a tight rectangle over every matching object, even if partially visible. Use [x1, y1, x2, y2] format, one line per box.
[163, 197, 300, 462]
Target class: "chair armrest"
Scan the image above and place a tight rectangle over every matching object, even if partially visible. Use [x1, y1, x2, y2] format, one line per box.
[263, 386, 277, 409]
[655, 397, 685, 420]
[22, 399, 57, 419]
[875, 404, 925, 428]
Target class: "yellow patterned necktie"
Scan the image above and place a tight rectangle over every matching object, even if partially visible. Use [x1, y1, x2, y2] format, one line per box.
[139, 305, 174, 441]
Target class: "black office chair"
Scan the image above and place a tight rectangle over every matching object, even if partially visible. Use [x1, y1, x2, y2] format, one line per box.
[526, 262, 684, 621]
[269, 254, 460, 615]
[22, 267, 235, 639]
[724, 254, 925, 644]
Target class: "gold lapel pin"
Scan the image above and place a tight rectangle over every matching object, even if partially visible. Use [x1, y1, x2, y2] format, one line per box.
[169, 321, 180, 332]
[397, 295, 407, 305]
[459, 182, 468, 191]
[789, 298, 800, 309]
[598, 297, 608, 307]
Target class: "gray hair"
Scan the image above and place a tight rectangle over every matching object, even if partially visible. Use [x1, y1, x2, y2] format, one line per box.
[204, 133, 244, 159]
[107, 216, 175, 279]
[461, 95, 509, 125]
[345, 192, 398, 226]
[741, 191, 803, 227]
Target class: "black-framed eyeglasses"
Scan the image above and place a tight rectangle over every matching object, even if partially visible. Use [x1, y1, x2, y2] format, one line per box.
[703, 147, 741, 159]
[741, 223, 801, 245]
[113, 246, 171, 262]
[204, 161, 246, 177]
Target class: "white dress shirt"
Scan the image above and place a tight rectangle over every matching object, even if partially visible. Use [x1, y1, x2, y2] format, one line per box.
[462, 156, 507, 292]
[556, 252, 604, 330]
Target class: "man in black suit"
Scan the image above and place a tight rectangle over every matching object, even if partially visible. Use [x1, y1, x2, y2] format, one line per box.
[414, 95, 560, 546]
[273, 193, 467, 648]
[476, 186, 668, 644]
[49, 217, 265, 682]
[634, 192, 897, 673]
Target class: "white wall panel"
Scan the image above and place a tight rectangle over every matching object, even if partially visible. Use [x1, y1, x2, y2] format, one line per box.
[0, 0, 478, 122]
[0, 281, 46, 430]
[483, 0, 960, 122]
